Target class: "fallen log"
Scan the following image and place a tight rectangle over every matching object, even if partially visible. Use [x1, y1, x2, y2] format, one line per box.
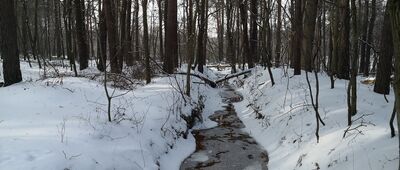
[215, 69, 252, 84]
[175, 69, 252, 88]
[175, 72, 217, 88]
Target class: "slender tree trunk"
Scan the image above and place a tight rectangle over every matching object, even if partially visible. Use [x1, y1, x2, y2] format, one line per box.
[249, 0, 257, 66]
[196, 0, 206, 73]
[74, 0, 89, 70]
[134, 0, 140, 62]
[240, 0, 251, 69]
[363, 0, 376, 76]
[275, 0, 282, 67]
[119, 0, 128, 70]
[34, 0, 42, 68]
[186, 0, 195, 96]
[360, 0, 369, 73]
[142, 0, 151, 83]
[294, 0, 302, 75]
[157, 0, 164, 63]
[104, 0, 120, 73]
[302, 0, 319, 72]
[226, 0, 236, 73]
[21, 0, 32, 68]
[348, 0, 359, 126]
[54, 0, 62, 60]
[98, 0, 107, 71]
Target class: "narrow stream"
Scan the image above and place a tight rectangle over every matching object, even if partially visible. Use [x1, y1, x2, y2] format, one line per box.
[180, 84, 268, 170]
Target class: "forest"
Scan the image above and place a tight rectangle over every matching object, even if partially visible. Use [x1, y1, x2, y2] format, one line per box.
[1, 0, 400, 169]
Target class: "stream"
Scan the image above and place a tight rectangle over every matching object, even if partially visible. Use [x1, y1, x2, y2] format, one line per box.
[180, 84, 269, 170]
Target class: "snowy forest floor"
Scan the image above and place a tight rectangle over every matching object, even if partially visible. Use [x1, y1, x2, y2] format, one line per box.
[0, 60, 223, 170]
[0, 60, 398, 170]
[229, 66, 398, 170]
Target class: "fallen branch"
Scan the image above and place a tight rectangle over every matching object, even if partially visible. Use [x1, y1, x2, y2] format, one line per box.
[215, 69, 252, 84]
[175, 72, 217, 88]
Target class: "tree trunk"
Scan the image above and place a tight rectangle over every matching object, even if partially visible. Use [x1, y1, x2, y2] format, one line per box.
[240, 0, 251, 69]
[21, 0, 32, 68]
[348, 0, 359, 125]
[119, 0, 128, 70]
[217, 0, 225, 63]
[74, 0, 89, 70]
[186, 0, 196, 96]
[275, 0, 282, 67]
[164, 0, 177, 74]
[374, 4, 393, 95]
[388, 0, 400, 169]
[98, 0, 107, 71]
[363, 0, 376, 76]
[302, 0, 319, 72]
[226, 0, 236, 73]
[134, 0, 140, 62]
[157, 0, 164, 63]
[336, 0, 350, 79]
[249, 0, 257, 66]
[293, 0, 302, 75]
[0, 0, 22, 86]
[54, 0, 62, 60]
[104, 0, 120, 73]
[142, 0, 151, 84]
[197, 0, 206, 73]
[360, 0, 369, 73]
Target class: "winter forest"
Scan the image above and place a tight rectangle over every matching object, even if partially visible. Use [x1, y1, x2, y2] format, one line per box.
[1, 0, 400, 169]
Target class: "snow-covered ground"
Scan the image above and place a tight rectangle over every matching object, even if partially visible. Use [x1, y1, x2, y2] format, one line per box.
[0, 61, 221, 170]
[232, 67, 398, 170]
[2, 61, 398, 170]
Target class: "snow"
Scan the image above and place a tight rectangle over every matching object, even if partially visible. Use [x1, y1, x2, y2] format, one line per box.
[0, 61, 221, 170]
[1, 60, 398, 169]
[232, 66, 398, 170]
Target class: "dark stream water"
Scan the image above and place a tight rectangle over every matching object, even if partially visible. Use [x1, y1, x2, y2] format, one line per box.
[180, 85, 268, 170]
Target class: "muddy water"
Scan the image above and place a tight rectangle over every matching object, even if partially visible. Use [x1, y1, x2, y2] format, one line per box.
[180, 85, 268, 170]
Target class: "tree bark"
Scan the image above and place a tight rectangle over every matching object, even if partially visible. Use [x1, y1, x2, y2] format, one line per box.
[249, 0, 257, 66]
[240, 0, 251, 69]
[226, 0, 236, 73]
[348, 0, 359, 125]
[74, 0, 89, 70]
[363, 0, 376, 76]
[142, 0, 151, 83]
[360, 0, 369, 73]
[98, 0, 107, 71]
[164, 0, 177, 74]
[0, 0, 22, 86]
[388, 0, 400, 169]
[336, 0, 350, 79]
[186, 0, 196, 96]
[302, 0, 319, 72]
[197, 0, 206, 73]
[374, 4, 393, 95]
[293, 0, 302, 75]
[104, 0, 120, 73]
[275, 0, 282, 67]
